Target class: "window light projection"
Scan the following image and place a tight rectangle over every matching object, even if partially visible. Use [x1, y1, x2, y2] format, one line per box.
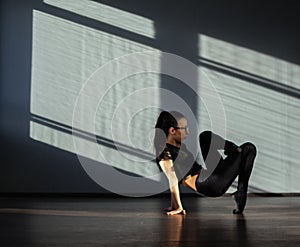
[199, 34, 300, 92]
[197, 34, 300, 193]
[30, 10, 161, 180]
[44, 0, 155, 39]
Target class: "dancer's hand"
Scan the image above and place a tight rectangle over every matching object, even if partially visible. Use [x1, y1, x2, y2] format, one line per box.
[166, 208, 186, 216]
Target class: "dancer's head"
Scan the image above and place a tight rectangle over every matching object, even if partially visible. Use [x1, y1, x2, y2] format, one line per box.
[154, 111, 189, 154]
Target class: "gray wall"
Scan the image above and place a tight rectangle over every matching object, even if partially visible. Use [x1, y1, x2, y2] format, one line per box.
[1, 0, 300, 194]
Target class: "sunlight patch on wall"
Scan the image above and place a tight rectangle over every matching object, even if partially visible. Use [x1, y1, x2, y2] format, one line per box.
[30, 10, 161, 177]
[199, 35, 300, 90]
[198, 34, 300, 193]
[44, 0, 155, 39]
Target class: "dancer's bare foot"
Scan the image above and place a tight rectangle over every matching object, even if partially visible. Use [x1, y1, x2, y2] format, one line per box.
[182, 174, 199, 192]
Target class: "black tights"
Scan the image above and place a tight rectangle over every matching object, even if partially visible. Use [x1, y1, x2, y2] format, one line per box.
[196, 131, 257, 197]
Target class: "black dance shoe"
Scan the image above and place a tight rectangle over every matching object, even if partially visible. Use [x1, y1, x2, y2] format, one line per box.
[232, 191, 247, 214]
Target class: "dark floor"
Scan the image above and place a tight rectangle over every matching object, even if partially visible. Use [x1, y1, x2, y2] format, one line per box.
[0, 195, 300, 246]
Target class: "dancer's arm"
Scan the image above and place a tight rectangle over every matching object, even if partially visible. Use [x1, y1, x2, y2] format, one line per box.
[159, 159, 186, 215]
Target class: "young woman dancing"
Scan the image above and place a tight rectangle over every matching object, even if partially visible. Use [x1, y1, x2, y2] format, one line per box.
[154, 111, 257, 215]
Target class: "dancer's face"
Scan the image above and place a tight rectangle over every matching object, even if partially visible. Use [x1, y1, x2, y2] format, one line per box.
[173, 117, 189, 143]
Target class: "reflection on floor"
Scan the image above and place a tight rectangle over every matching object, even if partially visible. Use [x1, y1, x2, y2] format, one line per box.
[0, 195, 299, 246]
